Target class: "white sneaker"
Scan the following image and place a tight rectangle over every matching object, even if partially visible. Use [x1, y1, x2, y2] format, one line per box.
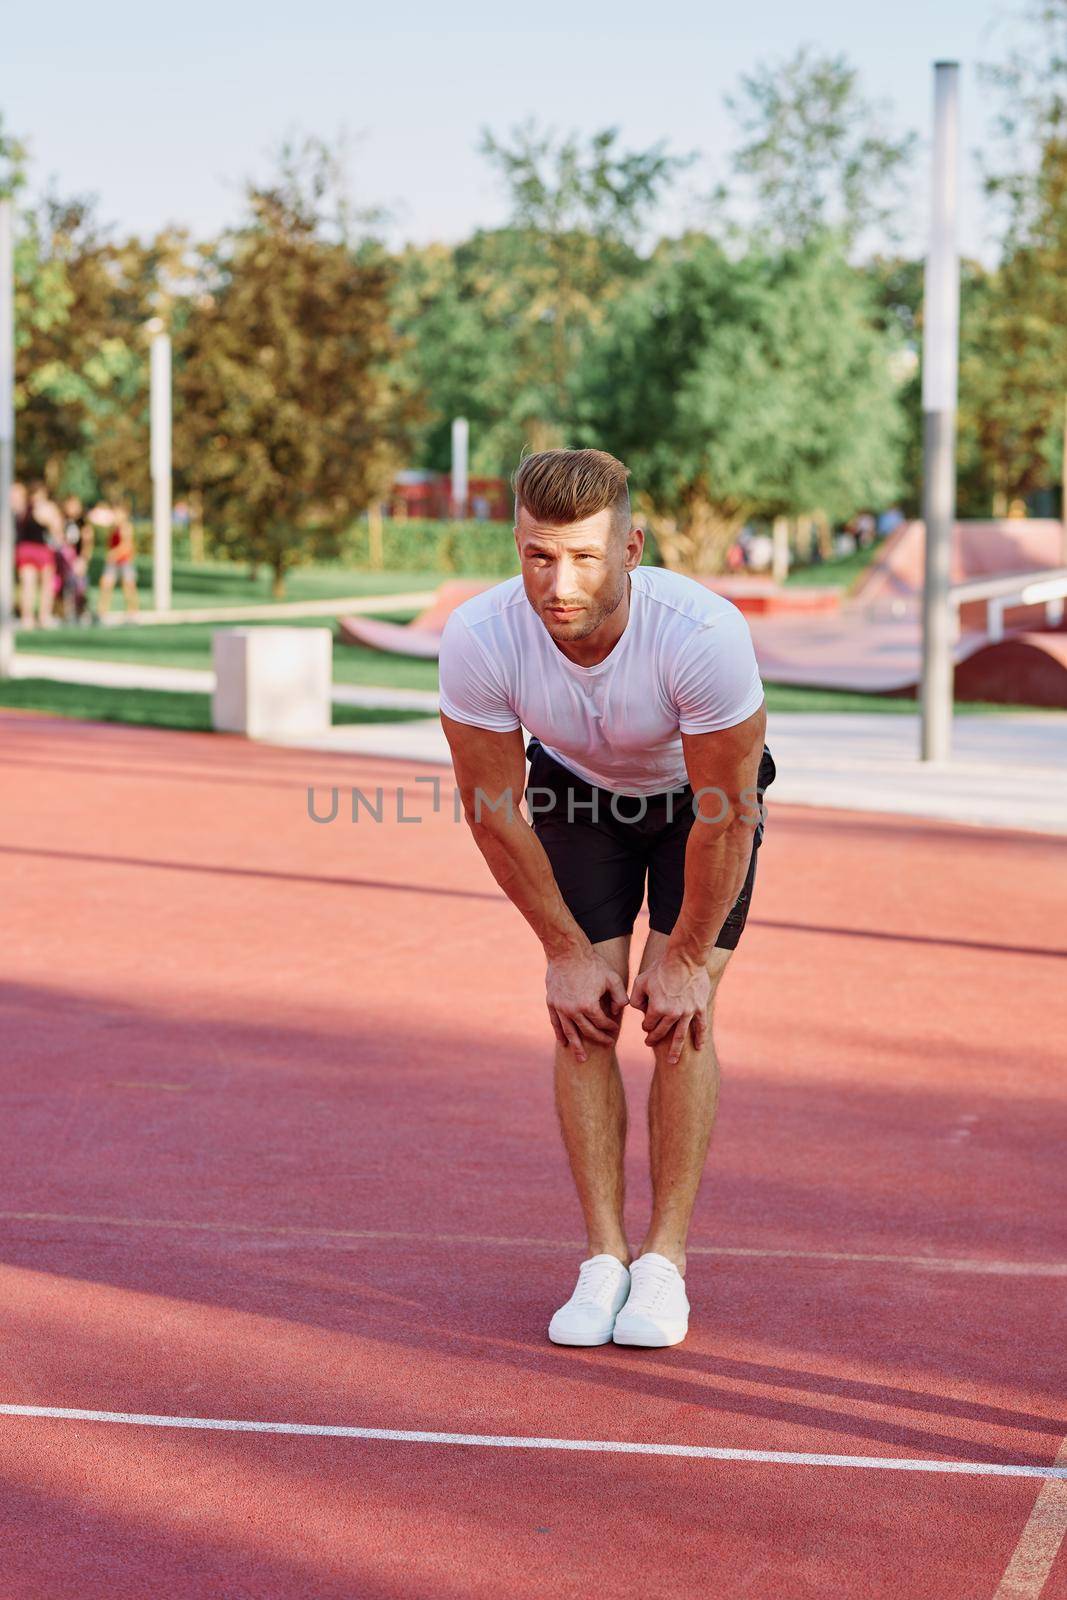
[548, 1254, 631, 1346]
[612, 1252, 690, 1347]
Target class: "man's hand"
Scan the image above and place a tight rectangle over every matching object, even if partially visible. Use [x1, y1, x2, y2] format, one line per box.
[629, 954, 711, 1064]
[545, 950, 630, 1064]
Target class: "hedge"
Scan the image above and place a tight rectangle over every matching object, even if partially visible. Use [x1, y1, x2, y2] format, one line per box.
[127, 517, 662, 577]
[345, 518, 662, 576]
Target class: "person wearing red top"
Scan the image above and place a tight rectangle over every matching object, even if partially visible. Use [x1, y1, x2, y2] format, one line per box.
[96, 501, 140, 618]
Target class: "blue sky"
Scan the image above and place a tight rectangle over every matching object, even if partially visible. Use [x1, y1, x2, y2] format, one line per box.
[4, 0, 1017, 258]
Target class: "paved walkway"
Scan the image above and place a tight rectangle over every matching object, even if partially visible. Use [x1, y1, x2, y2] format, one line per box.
[10, 649, 1066, 833]
[12, 589, 436, 630]
[270, 709, 1067, 836]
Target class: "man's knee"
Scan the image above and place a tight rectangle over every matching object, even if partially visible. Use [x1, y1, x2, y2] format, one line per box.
[548, 932, 630, 1051]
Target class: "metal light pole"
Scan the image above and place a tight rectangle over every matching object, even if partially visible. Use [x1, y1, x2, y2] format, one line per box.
[451, 415, 469, 519]
[919, 62, 961, 763]
[149, 322, 172, 612]
[0, 199, 15, 679]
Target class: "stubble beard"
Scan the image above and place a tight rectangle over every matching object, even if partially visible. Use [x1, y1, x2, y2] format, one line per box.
[541, 571, 629, 642]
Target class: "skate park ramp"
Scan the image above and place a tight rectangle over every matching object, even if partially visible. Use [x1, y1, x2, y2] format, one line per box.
[338, 580, 499, 658]
[748, 520, 1067, 707]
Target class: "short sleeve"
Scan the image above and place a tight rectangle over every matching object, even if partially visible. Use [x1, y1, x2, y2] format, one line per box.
[438, 612, 521, 732]
[670, 605, 765, 734]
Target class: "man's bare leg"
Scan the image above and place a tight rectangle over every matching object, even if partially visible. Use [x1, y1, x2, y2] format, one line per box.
[635, 929, 733, 1273]
[552, 932, 632, 1265]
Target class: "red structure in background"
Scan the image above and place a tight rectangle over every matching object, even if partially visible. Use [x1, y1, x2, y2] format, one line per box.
[389, 471, 512, 521]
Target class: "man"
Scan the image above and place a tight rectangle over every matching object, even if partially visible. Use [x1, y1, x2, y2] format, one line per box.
[438, 449, 775, 1350]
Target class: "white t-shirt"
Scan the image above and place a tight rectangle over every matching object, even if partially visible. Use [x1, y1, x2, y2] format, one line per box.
[438, 565, 765, 796]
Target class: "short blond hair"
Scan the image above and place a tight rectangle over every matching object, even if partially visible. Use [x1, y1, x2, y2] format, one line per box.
[513, 448, 631, 538]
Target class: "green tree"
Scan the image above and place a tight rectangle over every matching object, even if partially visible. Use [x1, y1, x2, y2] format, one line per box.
[14, 193, 180, 503]
[864, 255, 924, 513]
[393, 123, 692, 476]
[177, 140, 420, 596]
[725, 48, 916, 253]
[391, 234, 533, 477]
[572, 235, 905, 571]
[2, 96, 183, 507]
[963, 1, 1067, 507]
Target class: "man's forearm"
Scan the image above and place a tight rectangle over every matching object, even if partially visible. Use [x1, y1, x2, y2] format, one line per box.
[666, 819, 755, 966]
[469, 814, 589, 958]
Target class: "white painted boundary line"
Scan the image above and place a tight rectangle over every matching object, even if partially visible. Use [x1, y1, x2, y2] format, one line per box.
[993, 1438, 1067, 1597]
[2, 1406, 1066, 1479]
[2, 1210, 1064, 1278]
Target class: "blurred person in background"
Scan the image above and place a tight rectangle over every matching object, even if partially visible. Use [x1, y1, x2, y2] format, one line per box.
[744, 530, 774, 571]
[855, 511, 877, 549]
[59, 495, 95, 624]
[14, 481, 63, 628]
[96, 501, 139, 618]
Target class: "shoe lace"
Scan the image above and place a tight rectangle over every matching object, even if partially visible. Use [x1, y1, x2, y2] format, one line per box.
[627, 1258, 677, 1312]
[573, 1258, 623, 1308]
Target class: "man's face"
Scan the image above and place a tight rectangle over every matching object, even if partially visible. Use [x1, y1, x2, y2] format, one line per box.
[514, 506, 643, 644]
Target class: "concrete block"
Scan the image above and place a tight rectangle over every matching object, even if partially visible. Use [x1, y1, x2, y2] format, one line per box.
[212, 627, 332, 738]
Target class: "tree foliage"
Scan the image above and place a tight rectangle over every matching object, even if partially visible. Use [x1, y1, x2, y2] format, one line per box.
[15, 197, 183, 501]
[394, 124, 691, 474]
[175, 140, 420, 594]
[725, 47, 916, 253]
[572, 235, 904, 570]
[963, 1, 1067, 503]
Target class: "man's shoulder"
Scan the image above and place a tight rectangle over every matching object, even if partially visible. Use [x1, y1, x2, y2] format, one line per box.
[634, 565, 744, 631]
[442, 574, 527, 635]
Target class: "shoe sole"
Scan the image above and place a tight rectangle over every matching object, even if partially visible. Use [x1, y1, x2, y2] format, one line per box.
[548, 1327, 616, 1346]
[612, 1324, 688, 1348]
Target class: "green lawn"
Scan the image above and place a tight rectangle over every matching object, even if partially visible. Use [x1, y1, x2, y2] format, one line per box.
[0, 674, 1049, 736]
[762, 684, 1052, 716]
[81, 555, 447, 613]
[783, 542, 881, 589]
[16, 612, 436, 690]
[0, 679, 435, 734]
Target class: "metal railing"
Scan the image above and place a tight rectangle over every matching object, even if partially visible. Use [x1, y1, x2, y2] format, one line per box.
[949, 567, 1067, 641]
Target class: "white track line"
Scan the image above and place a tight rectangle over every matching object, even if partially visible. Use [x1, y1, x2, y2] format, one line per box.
[2, 1210, 1063, 1278]
[2, 1406, 1066, 1479]
[993, 1438, 1067, 1597]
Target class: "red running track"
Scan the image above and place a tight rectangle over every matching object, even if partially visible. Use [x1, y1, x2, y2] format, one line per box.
[1, 709, 1066, 1599]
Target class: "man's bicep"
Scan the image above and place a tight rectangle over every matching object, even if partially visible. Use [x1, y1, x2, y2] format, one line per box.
[441, 714, 527, 827]
[680, 705, 767, 827]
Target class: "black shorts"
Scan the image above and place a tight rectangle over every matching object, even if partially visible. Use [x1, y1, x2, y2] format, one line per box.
[524, 737, 777, 950]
